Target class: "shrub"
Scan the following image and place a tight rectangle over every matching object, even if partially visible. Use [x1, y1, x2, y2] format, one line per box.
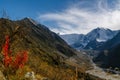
[2, 35, 28, 76]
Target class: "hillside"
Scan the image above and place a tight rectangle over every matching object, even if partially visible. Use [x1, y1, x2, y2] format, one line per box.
[0, 18, 103, 80]
[97, 31, 120, 50]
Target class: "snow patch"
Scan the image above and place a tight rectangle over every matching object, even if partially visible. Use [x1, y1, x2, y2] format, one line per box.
[96, 38, 106, 42]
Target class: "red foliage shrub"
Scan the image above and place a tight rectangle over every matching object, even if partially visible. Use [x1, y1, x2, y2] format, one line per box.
[2, 35, 12, 67]
[2, 35, 28, 71]
[13, 51, 28, 69]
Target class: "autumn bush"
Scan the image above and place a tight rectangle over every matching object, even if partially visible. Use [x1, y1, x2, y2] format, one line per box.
[2, 35, 28, 77]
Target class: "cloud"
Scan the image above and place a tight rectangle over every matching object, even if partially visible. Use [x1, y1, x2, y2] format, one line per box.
[38, 0, 120, 34]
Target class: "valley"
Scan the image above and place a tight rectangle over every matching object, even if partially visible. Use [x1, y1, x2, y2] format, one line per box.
[86, 61, 120, 80]
[0, 17, 119, 80]
[61, 28, 120, 80]
[1, 0, 120, 80]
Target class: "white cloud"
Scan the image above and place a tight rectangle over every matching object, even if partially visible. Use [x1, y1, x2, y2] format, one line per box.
[38, 0, 120, 34]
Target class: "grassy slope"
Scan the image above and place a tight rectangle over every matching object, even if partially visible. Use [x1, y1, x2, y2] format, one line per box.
[0, 18, 103, 80]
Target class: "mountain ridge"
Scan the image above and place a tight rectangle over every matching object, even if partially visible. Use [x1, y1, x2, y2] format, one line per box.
[60, 27, 119, 50]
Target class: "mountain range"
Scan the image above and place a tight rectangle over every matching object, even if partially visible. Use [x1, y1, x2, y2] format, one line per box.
[0, 18, 103, 80]
[0, 17, 119, 79]
[60, 27, 119, 50]
[61, 27, 120, 70]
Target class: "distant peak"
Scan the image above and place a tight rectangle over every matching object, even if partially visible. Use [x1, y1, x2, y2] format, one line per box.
[96, 27, 109, 30]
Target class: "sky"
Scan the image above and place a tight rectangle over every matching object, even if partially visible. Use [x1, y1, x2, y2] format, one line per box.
[0, 0, 120, 34]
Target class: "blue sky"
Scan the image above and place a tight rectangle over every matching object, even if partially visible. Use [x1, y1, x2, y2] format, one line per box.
[0, 0, 69, 19]
[0, 0, 120, 34]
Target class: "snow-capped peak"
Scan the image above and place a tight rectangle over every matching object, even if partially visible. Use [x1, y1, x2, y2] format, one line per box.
[96, 27, 109, 30]
[86, 27, 117, 42]
[60, 27, 119, 50]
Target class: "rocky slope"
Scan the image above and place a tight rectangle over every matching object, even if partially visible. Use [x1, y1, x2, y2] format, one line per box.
[94, 32, 120, 68]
